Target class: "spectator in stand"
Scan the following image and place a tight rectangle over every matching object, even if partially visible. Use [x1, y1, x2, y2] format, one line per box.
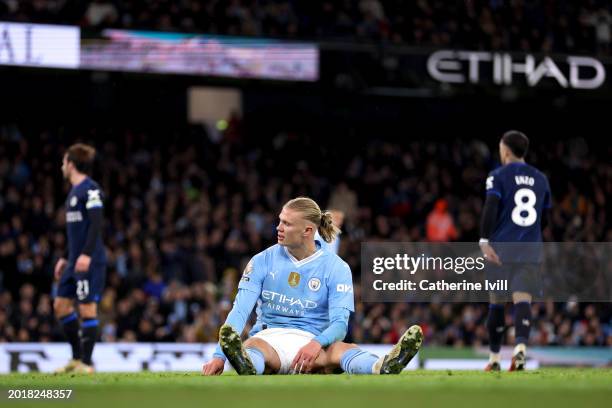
[0, 122, 609, 348]
[426, 199, 458, 242]
[0, 1, 610, 55]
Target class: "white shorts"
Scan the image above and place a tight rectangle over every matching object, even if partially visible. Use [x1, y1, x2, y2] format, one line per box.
[252, 327, 315, 374]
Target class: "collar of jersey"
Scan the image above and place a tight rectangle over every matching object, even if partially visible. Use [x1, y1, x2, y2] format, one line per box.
[283, 246, 324, 267]
[71, 176, 90, 190]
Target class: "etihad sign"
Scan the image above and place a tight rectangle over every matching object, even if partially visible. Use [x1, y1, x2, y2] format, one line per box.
[427, 50, 605, 89]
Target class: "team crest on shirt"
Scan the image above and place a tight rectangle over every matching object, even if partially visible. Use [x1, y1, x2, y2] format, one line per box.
[308, 278, 321, 292]
[70, 196, 77, 207]
[288, 272, 300, 287]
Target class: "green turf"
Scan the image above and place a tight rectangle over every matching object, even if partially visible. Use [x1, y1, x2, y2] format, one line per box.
[1, 369, 611, 408]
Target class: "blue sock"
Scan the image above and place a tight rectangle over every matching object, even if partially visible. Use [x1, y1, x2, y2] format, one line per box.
[340, 348, 378, 374]
[246, 347, 265, 375]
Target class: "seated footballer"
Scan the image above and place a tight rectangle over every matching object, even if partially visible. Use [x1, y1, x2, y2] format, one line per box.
[202, 197, 422, 375]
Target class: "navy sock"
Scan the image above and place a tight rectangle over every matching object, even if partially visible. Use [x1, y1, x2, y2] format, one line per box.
[81, 318, 99, 365]
[514, 302, 531, 345]
[486, 304, 505, 353]
[59, 312, 81, 360]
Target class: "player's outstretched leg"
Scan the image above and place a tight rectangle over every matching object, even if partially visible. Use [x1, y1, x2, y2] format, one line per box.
[325, 325, 423, 374]
[219, 324, 257, 375]
[374, 325, 423, 374]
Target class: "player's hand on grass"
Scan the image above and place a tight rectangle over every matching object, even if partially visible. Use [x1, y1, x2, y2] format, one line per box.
[202, 358, 225, 376]
[54, 258, 68, 280]
[291, 340, 322, 374]
[480, 242, 501, 265]
[75, 254, 91, 273]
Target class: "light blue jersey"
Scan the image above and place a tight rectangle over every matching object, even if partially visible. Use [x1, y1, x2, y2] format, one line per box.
[315, 231, 341, 254]
[244, 239, 354, 333]
[214, 240, 354, 360]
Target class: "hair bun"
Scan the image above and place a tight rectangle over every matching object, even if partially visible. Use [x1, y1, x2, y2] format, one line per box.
[320, 211, 332, 227]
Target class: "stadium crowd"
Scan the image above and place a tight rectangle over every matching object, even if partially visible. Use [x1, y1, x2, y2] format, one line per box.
[0, 121, 610, 348]
[1, 0, 611, 54]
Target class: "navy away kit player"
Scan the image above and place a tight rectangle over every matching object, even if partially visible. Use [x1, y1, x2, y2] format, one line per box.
[54, 143, 107, 374]
[479, 131, 551, 372]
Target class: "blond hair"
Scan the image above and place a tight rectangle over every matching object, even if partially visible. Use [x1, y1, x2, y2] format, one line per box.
[284, 197, 340, 243]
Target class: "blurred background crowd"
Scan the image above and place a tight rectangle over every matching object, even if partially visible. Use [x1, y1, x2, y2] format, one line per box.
[0, 121, 610, 347]
[1, 0, 611, 54]
[1, 0, 610, 352]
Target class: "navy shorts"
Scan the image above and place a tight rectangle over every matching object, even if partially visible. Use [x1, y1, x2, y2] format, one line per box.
[486, 262, 542, 301]
[57, 263, 107, 303]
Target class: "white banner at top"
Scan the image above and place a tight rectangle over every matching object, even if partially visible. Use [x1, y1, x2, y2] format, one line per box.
[0, 22, 80, 68]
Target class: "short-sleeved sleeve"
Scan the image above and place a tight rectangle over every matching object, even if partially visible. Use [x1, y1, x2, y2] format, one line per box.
[237, 254, 266, 294]
[485, 172, 502, 198]
[85, 188, 104, 209]
[327, 260, 355, 312]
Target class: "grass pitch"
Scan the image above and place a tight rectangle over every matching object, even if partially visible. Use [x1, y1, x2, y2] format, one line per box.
[1, 369, 611, 408]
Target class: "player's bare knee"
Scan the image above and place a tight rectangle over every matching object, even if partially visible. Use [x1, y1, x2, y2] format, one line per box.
[243, 338, 281, 372]
[243, 338, 272, 356]
[327, 342, 357, 362]
[312, 348, 335, 372]
[243, 337, 264, 349]
[78, 303, 97, 319]
[327, 342, 357, 353]
[54, 297, 74, 317]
